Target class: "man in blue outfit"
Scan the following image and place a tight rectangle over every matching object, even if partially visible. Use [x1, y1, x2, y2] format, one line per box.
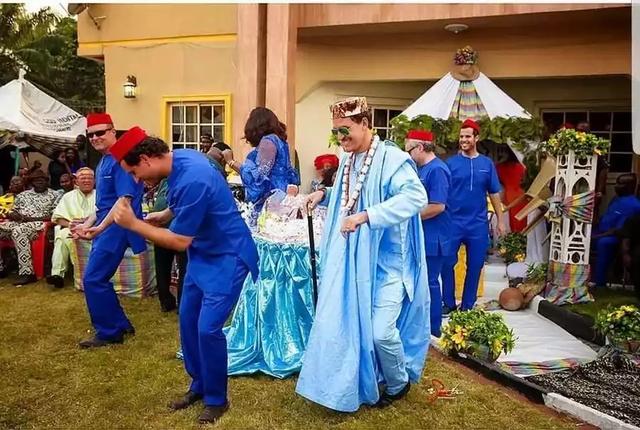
[297, 97, 429, 412]
[72, 113, 145, 348]
[441, 119, 505, 313]
[591, 174, 640, 287]
[107, 127, 259, 424]
[406, 129, 453, 337]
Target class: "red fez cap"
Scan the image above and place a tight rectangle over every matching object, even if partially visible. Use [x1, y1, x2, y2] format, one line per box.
[314, 154, 339, 170]
[86, 113, 113, 127]
[406, 130, 434, 142]
[109, 126, 147, 162]
[461, 119, 480, 133]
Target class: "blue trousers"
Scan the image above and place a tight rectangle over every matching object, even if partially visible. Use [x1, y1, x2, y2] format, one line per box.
[372, 277, 407, 396]
[180, 256, 248, 406]
[593, 236, 619, 286]
[83, 246, 135, 341]
[426, 255, 445, 337]
[441, 228, 488, 311]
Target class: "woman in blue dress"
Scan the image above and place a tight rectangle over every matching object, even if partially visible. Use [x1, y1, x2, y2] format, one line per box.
[223, 107, 299, 215]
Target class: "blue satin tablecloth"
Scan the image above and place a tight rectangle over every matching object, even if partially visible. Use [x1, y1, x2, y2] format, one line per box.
[224, 236, 316, 378]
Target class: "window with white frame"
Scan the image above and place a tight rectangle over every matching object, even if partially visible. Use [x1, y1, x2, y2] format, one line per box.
[541, 110, 633, 174]
[372, 107, 404, 141]
[170, 102, 225, 150]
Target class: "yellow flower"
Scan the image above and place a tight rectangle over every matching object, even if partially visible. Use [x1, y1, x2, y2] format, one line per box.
[515, 253, 525, 262]
[492, 339, 503, 355]
[499, 247, 507, 255]
[594, 149, 602, 156]
[451, 326, 468, 346]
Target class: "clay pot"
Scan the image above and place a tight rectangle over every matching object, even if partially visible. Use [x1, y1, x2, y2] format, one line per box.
[499, 287, 524, 311]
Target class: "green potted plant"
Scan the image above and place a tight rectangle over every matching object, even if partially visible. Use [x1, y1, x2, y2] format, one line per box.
[539, 128, 610, 158]
[496, 232, 526, 264]
[440, 309, 516, 362]
[594, 305, 640, 354]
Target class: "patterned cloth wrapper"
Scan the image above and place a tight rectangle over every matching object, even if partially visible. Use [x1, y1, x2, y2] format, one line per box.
[449, 81, 487, 121]
[71, 239, 157, 298]
[543, 261, 593, 305]
[224, 236, 316, 378]
[499, 358, 593, 377]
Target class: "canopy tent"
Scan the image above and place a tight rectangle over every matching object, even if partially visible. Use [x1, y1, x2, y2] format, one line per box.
[402, 72, 531, 121]
[0, 71, 86, 159]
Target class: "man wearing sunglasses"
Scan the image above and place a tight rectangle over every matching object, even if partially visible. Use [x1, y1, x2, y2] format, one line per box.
[297, 97, 429, 412]
[72, 113, 146, 348]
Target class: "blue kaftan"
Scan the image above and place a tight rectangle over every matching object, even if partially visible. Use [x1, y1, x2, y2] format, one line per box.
[295, 138, 430, 412]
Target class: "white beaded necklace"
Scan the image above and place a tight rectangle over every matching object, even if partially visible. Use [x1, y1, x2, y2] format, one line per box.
[340, 136, 379, 216]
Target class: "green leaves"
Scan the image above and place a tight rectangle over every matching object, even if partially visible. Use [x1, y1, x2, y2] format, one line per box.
[594, 305, 640, 342]
[440, 309, 516, 361]
[389, 113, 544, 155]
[0, 5, 105, 114]
[539, 128, 611, 158]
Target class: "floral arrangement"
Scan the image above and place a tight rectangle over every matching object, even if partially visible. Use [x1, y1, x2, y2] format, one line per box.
[496, 232, 526, 263]
[595, 305, 640, 353]
[454, 45, 478, 65]
[440, 309, 516, 362]
[539, 128, 610, 158]
[525, 263, 548, 284]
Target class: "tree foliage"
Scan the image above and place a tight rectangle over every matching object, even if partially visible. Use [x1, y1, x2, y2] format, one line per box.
[0, 4, 104, 114]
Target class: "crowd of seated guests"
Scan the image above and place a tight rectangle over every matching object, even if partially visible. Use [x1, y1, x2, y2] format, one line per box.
[0, 170, 60, 285]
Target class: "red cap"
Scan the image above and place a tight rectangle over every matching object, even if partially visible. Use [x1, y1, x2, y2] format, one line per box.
[109, 126, 147, 162]
[406, 130, 434, 142]
[461, 118, 480, 133]
[562, 122, 575, 130]
[86, 113, 113, 127]
[314, 154, 339, 170]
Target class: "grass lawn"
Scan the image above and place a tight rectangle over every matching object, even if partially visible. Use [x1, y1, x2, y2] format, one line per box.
[0, 279, 581, 430]
[565, 287, 639, 320]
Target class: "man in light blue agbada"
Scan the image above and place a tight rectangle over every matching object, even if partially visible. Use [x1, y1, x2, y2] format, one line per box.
[296, 97, 430, 412]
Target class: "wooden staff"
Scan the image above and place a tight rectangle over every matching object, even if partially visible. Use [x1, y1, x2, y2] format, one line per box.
[306, 201, 318, 308]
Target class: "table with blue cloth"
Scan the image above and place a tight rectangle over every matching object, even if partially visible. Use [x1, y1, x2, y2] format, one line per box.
[224, 235, 317, 378]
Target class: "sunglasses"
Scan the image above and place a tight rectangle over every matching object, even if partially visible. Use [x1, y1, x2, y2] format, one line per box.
[330, 126, 351, 137]
[86, 128, 113, 139]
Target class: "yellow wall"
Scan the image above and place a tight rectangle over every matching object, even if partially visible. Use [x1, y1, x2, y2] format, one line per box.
[77, 4, 237, 57]
[296, 19, 630, 99]
[102, 41, 236, 141]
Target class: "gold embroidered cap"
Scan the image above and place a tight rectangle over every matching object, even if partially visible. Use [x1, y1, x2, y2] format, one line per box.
[330, 97, 369, 119]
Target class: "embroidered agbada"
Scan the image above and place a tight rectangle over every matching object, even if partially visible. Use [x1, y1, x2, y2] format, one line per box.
[295, 137, 430, 412]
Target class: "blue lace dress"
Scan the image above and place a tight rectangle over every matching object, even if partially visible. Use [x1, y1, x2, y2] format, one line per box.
[240, 133, 299, 214]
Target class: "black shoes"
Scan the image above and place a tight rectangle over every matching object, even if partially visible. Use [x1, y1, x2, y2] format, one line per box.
[78, 335, 124, 349]
[46, 275, 64, 288]
[0, 269, 8, 279]
[13, 274, 37, 286]
[198, 403, 229, 424]
[442, 304, 458, 316]
[374, 382, 411, 408]
[169, 391, 203, 410]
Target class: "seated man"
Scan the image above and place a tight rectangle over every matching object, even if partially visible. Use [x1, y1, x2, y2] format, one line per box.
[0, 170, 60, 285]
[47, 168, 96, 288]
[591, 174, 640, 287]
[619, 213, 640, 299]
[0, 176, 26, 218]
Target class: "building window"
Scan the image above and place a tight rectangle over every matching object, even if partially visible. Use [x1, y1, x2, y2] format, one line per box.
[169, 102, 225, 150]
[542, 110, 633, 173]
[372, 107, 403, 140]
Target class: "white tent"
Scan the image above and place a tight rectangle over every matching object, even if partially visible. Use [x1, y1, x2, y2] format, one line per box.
[0, 71, 86, 157]
[402, 72, 531, 121]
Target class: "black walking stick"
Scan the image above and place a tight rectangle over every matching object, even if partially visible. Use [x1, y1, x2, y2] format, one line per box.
[306, 201, 319, 308]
